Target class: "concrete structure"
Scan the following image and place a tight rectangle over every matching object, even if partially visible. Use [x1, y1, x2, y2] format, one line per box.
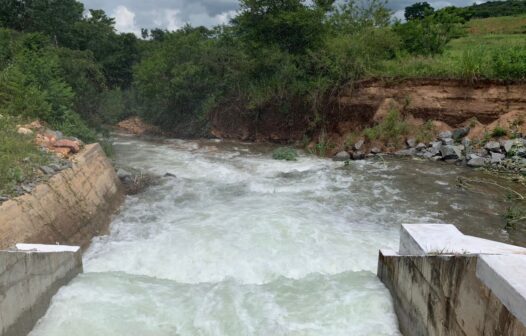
[0, 143, 124, 250]
[0, 244, 83, 336]
[378, 224, 526, 336]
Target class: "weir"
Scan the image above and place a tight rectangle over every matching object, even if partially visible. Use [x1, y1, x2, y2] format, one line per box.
[0, 244, 82, 336]
[378, 224, 526, 336]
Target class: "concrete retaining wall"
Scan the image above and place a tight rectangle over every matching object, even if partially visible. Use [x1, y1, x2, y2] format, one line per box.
[0, 143, 124, 250]
[378, 224, 526, 336]
[0, 244, 83, 336]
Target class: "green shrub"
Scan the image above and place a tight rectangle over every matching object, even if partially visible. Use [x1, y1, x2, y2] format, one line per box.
[363, 109, 409, 147]
[272, 147, 298, 161]
[491, 126, 507, 138]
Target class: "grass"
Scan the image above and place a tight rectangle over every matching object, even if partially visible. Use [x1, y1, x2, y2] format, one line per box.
[466, 14, 526, 35]
[0, 114, 49, 196]
[362, 110, 409, 147]
[272, 147, 298, 161]
[378, 15, 526, 81]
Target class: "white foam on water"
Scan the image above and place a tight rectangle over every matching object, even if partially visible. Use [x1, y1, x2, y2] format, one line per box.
[31, 137, 450, 336]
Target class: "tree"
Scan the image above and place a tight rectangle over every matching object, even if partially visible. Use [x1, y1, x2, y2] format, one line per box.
[404, 2, 434, 21]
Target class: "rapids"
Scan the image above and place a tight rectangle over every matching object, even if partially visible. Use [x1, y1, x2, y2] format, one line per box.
[30, 135, 524, 336]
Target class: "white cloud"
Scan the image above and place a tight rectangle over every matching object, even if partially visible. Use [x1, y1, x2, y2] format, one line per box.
[113, 5, 140, 35]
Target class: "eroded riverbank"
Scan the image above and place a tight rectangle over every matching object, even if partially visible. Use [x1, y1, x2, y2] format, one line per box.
[29, 135, 526, 335]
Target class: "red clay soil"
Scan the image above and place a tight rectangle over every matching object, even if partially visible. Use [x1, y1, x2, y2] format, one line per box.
[210, 78, 526, 151]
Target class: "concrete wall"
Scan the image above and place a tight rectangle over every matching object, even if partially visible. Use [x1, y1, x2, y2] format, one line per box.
[0, 143, 124, 250]
[0, 244, 83, 336]
[378, 224, 526, 336]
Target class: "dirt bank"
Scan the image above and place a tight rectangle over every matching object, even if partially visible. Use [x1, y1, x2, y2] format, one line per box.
[0, 144, 124, 250]
[210, 79, 526, 147]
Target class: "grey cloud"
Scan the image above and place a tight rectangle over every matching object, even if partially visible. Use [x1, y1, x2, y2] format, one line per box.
[81, 0, 485, 32]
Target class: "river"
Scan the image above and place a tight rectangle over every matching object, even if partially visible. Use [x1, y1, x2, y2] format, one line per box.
[29, 135, 525, 335]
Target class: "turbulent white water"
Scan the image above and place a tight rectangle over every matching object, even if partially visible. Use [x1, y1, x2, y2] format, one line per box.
[31, 136, 467, 336]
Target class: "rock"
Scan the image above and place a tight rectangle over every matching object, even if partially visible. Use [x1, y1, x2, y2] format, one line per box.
[416, 143, 426, 150]
[462, 138, 471, 147]
[491, 152, 505, 164]
[40, 166, 55, 175]
[452, 127, 470, 140]
[164, 172, 176, 178]
[440, 145, 462, 160]
[54, 139, 81, 153]
[467, 156, 486, 167]
[117, 168, 132, 180]
[517, 148, 526, 158]
[370, 147, 381, 154]
[333, 151, 350, 161]
[406, 138, 417, 148]
[431, 141, 442, 150]
[438, 131, 452, 140]
[53, 147, 71, 157]
[502, 139, 519, 153]
[17, 127, 33, 135]
[484, 141, 501, 153]
[21, 185, 32, 193]
[442, 138, 454, 146]
[395, 148, 417, 156]
[352, 151, 366, 160]
[354, 140, 365, 151]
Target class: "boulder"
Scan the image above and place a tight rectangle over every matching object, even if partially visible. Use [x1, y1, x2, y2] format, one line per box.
[438, 131, 453, 140]
[117, 168, 132, 180]
[467, 157, 486, 167]
[53, 147, 71, 157]
[442, 138, 454, 146]
[40, 166, 55, 175]
[416, 143, 426, 150]
[370, 147, 381, 154]
[452, 127, 470, 140]
[333, 151, 350, 161]
[431, 141, 442, 150]
[352, 151, 366, 160]
[440, 145, 462, 160]
[17, 127, 33, 135]
[462, 138, 471, 147]
[354, 140, 365, 151]
[484, 141, 501, 153]
[406, 138, 417, 148]
[491, 152, 505, 164]
[395, 148, 417, 156]
[54, 139, 81, 153]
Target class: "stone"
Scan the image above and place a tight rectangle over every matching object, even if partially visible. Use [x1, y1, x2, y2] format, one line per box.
[40, 166, 55, 175]
[333, 151, 350, 161]
[431, 141, 442, 150]
[462, 138, 472, 147]
[485, 141, 502, 153]
[21, 185, 32, 193]
[17, 127, 33, 135]
[416, 143, 426, 150]
[164, 173, 176, 178]
[452, 127, 470, 140]
[352, 151, 366, 160]
[443, 138, 454, 146]
[440, 145, 462, 160]
[406, 138, 417, 148]
[491, 152, 505, 164]
[54, 139, 81, 153]
[117, 168, 132, 180]
[0, 196, 8, 202]
[53, 147, 71, 157]
[48, 164, 61, 172]
[354, 139, 365, 151]
[438, 131, 452, 140]
[395, 148, 417, 156]
[370, 147, 381, 154]
[467, 156, 486, 167]
[517, 148, 526, 158]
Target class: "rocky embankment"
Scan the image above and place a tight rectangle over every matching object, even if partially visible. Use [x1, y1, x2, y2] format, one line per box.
[0, 121, 85, 204]
[334, 129, 526, 174]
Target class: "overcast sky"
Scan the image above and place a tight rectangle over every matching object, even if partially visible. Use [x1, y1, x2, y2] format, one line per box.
[81, 0, 483, 35]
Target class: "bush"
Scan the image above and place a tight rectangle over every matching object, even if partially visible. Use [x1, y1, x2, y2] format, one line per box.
[363, 109, 409, 147]
[272, 147, 298, 161]
[491, 126, 507, 138]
